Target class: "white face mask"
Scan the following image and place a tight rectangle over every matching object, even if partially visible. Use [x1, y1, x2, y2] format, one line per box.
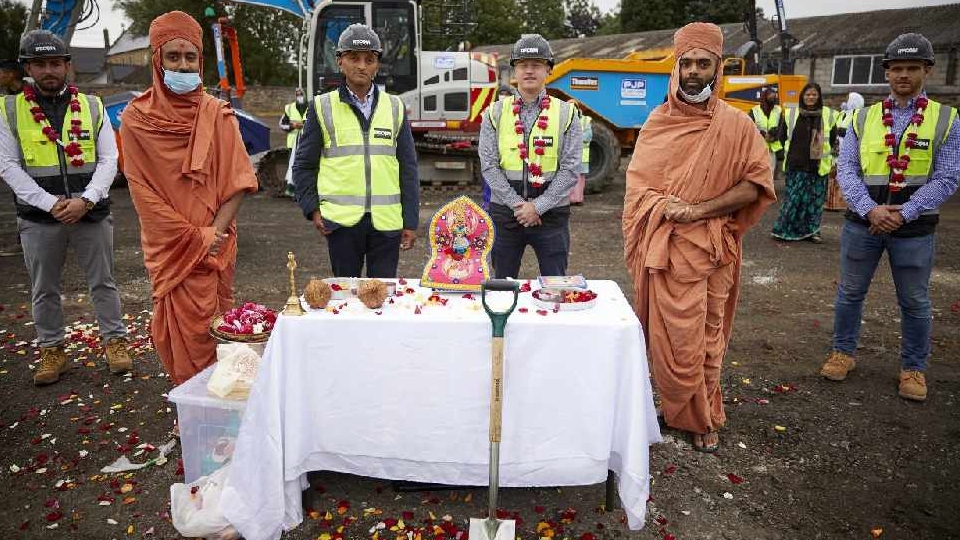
[679, 79, 714, 104]
[296, 96, 305, 104]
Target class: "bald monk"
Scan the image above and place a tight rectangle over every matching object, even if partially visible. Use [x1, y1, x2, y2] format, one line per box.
[622, 23, 775, 453]
[120, 11, 258, 385]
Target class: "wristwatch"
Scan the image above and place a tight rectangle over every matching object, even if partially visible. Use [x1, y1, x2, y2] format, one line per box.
[80, 197, 95, 211]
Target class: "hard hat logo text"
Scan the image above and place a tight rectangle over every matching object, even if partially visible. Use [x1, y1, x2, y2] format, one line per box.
[353, 39, 372, 46]
[34, 45, 58, 52]
[519, 48, 540, 54]
[896, 47, 919, 54]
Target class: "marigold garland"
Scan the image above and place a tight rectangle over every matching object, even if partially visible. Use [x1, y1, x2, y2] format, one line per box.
[22, 83, 85, 167]
[881, 96, 927, 193]
[513, 95, 552, 186]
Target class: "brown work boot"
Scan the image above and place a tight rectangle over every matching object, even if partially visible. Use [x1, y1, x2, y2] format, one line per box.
[34, 346, 68, 386]
[820, 350, 856, 381]
[898, 370, 927, 402]
[104, 337, 133, 374]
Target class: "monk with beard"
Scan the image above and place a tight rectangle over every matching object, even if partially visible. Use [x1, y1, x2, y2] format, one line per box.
[622, 23, 776, 452]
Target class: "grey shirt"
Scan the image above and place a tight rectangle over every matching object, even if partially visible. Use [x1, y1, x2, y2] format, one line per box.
[479, 89, 581, 216]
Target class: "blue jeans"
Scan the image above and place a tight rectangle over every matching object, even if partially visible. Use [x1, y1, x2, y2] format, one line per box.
[832, 220, 935, 371]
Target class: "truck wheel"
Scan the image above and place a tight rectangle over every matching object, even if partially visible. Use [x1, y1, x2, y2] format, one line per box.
[255, 148, 292, 197]
[585, 121, 618, 194]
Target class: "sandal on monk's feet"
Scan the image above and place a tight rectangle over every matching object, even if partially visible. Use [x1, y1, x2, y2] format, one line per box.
[692, 431, 719, 453]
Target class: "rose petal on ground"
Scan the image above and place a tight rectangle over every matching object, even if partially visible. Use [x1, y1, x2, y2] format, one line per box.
[727, 473, 745, 485]
[871, 528, 883, 538]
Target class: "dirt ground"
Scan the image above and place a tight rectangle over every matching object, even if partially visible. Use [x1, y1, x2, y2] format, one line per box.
[0, 165, 958, 540]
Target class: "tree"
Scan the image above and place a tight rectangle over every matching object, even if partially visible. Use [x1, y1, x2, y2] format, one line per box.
[519, 0, 566, 39]
[620, 0, 749, 33]
[596, 8, 622, 36]
[0, 0, 28, 61]
[117, 0, 299, 85]
[466, 0, 523, 47]
[566, 0, 602, 38]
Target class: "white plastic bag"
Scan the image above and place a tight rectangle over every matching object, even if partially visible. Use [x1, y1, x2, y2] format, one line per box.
[208, 343, 263, 399]
[170, 463, 240, 540]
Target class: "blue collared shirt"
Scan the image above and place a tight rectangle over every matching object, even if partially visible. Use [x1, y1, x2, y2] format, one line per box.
[346, 84, 375, 120]
[837, 92, 960, 222]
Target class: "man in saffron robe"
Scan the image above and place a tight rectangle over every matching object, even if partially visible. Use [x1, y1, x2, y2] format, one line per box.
[120, 11, 258, 385]
[622, 23, 776, 452]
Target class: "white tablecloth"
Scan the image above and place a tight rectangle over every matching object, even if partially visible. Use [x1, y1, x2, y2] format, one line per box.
[220, 280, 661, 540]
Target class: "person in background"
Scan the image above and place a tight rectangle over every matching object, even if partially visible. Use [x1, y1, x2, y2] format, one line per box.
[825, 92, 865, 211]
[120, 11, 258, 385]
[771, 82, 838, 243]
[0, 31, 132, 385]
[748, 87, 784, 180]
[622, 23, 775, 453]
[0, 59, 24, 95]
[280, 87, 306, 198]
[567, 98, 591, 206]
[0, 59, 26, 257]
[820, 33, 958, 402]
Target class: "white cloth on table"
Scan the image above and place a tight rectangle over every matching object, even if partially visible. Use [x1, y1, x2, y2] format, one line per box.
[220, 280, 661, 540]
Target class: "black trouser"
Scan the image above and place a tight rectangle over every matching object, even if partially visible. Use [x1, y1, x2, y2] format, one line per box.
[490, 203, 570, 279]
[325, 213, 400, 278]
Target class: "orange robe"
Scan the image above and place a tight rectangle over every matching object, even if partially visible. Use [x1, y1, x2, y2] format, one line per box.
[120, 12, 258, 384]
[623, 67, 775, 435]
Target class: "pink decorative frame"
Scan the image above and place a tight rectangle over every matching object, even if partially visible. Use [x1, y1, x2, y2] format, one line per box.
[420, 196, 494, 292]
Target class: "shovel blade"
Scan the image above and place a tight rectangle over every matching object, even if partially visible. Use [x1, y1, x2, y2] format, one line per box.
[469, 517, 515, 540]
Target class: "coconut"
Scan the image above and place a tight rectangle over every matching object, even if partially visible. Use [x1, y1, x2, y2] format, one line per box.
[357, 279, 389, 309]
[303, 277, 332, 309]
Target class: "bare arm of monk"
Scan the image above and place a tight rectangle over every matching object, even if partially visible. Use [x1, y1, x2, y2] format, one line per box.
[208, 192, 245, 255]
[663, 181, 761, 223]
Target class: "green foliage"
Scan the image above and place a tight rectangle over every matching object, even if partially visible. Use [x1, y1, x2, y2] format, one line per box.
[620, 0, 751, 33]
[596, 9, 622, 36]
[519, 0, 567, 39]
[0, 0, 28, 61]
[566, 0, 603, 38]
[116, 0, 299, 85]
[467, 0, 523, 48]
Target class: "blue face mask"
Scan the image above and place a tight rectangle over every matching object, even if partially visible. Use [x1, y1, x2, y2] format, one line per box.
[162, 69, 201, 94]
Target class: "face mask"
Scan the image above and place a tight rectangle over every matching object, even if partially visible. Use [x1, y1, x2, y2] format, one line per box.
[296, 96, 305, 104]
[679, 79, 713, 104]
[163, 69, 201, 95]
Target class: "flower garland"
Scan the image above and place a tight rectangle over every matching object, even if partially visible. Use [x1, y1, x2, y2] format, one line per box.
[21, 83, 85, 167]
[882, 96, 927, 193]
[513, 95, 551, 186]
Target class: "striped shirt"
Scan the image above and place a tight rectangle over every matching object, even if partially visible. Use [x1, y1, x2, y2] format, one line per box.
[836, 92, 960, 222]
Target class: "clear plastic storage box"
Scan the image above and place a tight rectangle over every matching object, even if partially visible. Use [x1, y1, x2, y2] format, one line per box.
[167, 363, 247, 483]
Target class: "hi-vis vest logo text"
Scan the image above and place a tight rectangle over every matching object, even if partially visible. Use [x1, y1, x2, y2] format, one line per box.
[353, 39, 372, 46]
[373, 127, 393, 140]
[519, 48, 540, 54]
[532, 135, 554, 147]
[897, 47, 919, 54]
[911, 138, 931, 150]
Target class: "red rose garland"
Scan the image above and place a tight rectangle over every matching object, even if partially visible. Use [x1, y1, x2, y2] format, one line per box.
[22, 84, 85, 168]
[513, 96, 551, 186]
[882, 96, 927, 193]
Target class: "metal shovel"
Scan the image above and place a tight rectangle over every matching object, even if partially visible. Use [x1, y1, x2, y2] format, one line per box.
[470, 279, 520, 540]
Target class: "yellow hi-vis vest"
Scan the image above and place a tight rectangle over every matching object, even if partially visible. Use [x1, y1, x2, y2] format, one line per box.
[314, 90, 404, 230]
[1, 91, 101, 178]
[853, 98, 957, 215]
[284, 102, 304, 148]
[580, 115, 591, 165]
[784, 107, 837, 176]
[751, 104, 783, 153]
[494, 95, 575, 183]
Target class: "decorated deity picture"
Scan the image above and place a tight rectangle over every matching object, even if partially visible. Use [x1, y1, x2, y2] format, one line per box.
[420, 196, 494, 292]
